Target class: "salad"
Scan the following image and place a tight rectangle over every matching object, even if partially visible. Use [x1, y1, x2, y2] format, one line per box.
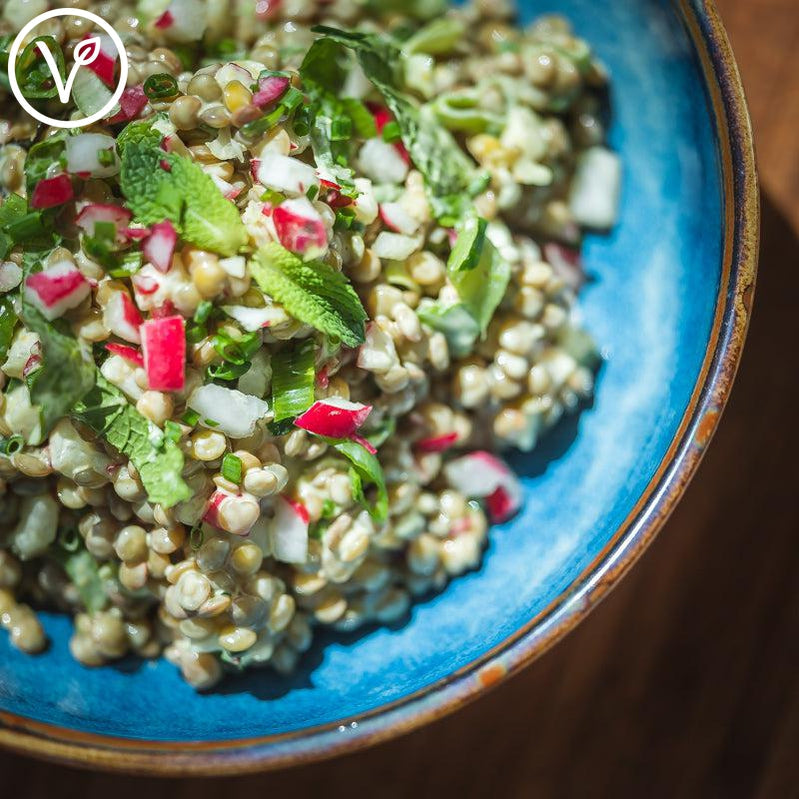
[0, 0, 620, 688]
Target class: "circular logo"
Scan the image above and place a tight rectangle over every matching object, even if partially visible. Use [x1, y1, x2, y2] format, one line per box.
[7, 8, 129, 129]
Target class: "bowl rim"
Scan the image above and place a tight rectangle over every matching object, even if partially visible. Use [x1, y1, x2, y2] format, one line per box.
[0, 0, 759, 776]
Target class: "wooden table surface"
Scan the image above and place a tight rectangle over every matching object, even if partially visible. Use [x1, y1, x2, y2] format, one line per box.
[2, 1, 798, 795]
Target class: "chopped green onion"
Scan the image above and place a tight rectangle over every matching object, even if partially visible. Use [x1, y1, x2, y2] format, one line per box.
[381, 120, 401, 143]
[181, 409, 200, 427]
[221, 453, 243, 484]
[93, 220, 116, 243]
[194, 300, 213, 324]
[212, 329, 261, 366]
[271, 339, 316, 422]
[143, 73, 179, 100]
[97, 148, 116, 167]
[57, 526, 81, 553]
[203, 418, 220, 428]
[206, 361, 251, 382]
[0, 435, 24, 456]
[164, 420, 182, 442]
[306, 184, 319, 201]
[16, 36, 65, 99]
[330, 115, 353, 141]
[280, 86, 305, 112]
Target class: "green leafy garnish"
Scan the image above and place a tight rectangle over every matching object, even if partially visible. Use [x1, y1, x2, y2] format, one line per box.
[0, 193, 58, 255]
[0, 295, 18, 362]
[250, 243, 367, 347]
[52, 545, 107, 613]
[417, 301, 480, 358]
[72, 375, 191, 508]
[330, 438, 388, 522]
[448, 215, 488, 272]
[119, 134, 247, 256]
[271, 339, 316, 423]
[19, 297, 96, 446]
[311, 25, 480, 223]
[143, 72, 179, 100]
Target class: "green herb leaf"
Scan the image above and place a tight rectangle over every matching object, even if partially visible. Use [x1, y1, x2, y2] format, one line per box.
[330, 438, 388, 523]
[250, 242, 367, 347]
[271, 339, 316, 422]
[311, 25, 479, 222]
[52, 545, 107, 613]
[221, 453, 243, 484]
[119, 134, 247, 256]
[19, 294, 96, 446]
[448, 215, 488, 272]
[143, 72, 179, 100]
[417, 300, 480, 358]
[16, 36, 66, 99]
[0, 295, 18, 362]
[72, 375, 192, 508]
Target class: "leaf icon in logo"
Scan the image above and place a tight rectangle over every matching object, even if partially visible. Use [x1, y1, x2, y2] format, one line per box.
[35, 35, 101, 105]
[73, 36, 101, 68]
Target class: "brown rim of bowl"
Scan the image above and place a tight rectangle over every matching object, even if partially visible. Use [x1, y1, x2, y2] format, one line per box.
[0, 0, 759, 776]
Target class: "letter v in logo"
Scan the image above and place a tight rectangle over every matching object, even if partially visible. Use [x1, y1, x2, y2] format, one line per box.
[36, 36, 102, 105]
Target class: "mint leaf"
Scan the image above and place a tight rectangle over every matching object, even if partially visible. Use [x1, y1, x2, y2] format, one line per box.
[448, 215, 488, 272]
[272, 339, 316, 422]
[0, 295, 17, 361]
[312, 25, 479, 221]
[250, 242, 367, 347]
[19, 294, 96, 446]
[73, 375, 191, 508]
[119, 136, 247, 256]
[330, 438, 388, 523]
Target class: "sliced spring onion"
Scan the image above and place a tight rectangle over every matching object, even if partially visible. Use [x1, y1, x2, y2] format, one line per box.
[271, 339, 316, 423]
[143, 72, 179, 100]
[16, 36, 65, 100]
[221, 453, 243, 484]
[0, 435, 24, 456]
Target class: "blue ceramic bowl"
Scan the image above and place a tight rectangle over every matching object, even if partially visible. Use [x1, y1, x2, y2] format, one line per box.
[0, 0, 757, 774]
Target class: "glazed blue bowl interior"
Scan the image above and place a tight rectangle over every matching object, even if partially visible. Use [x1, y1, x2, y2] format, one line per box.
[0, 0, 723, 743]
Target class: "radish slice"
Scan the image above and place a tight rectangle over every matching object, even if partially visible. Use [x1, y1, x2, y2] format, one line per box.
[121, 227, 151, 242]
[543, 242, 586, 291]
[0, 261, 23, 292]
[132, 270, 160, 298]
[222, 305, 275, 332]
[444, 451, 523, 523]
[214, 62, 256, 89]
[24, 261, 90, 321]
[203, 489, 260, 536]
[81, 33, 117, 87]
[30, 174, 73, 209]
[295, 398, 372, 439]
[154, 0, 207, 42]
[108, 85, 148, 123]
[142, 220, 177, 273]
[270, 496, 309, 564]
[350, 433, 377, 455]
[370, 105, 410, 164]
[416, 432, 458, 453]
[352, 178, 378, 224]
[380, 202, 419, 235]
[105, 342, 144, 366]
[104, 291, 144, 343]
[141, 315, 186, 391]
[66, 133, 119, 178]
[359, 138, 409, 185]
[568, 146, 621, 230]
[187, 384, 269, 438]
[75, 203, 131, 238]
[255, 152, 319, 197]
[252, 75, 290, 109]
[273, 197, 328, 260]
[371, 231, 421, 261]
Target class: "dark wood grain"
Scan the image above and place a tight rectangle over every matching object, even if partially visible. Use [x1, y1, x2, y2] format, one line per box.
[2, 2, 797, 795]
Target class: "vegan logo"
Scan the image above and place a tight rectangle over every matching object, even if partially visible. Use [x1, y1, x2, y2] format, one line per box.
[7, 8, 129, 129]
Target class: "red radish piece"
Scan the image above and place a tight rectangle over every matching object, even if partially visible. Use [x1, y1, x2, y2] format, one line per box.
[108, 85, 148, 123]
[131, 272, 159, 296]
[273, 198, 328, 260]
[24, 262, 90, 321]
[415, 432, 458, 454]
[150, 300, 177, 319]
[255, 152, 319, 197]
[222, 305, 274, 332]
[187, 384, 270, 438]
[22, 353, 41, 378]
[325, 189, 353, 208]
[105, 343, 144, 367]
[66, 133, 118, 178]
[154, 10, 174, 28]
[318, 177, 341, 191]
[359, 138, 409, 185]
[270, 495, 309, 564]
[104, 292, 143, 343]
[202, 490, 259, 536]
[252, 75, 290, 108]
[294, 398, 372, 439]
[350, 433, 377, 455]
[255, 0, 282, 21]
[369, 104, 411, 164]
[142, 220, 177, 273]
[81, 33, 117, 87]
[141, 315, 186, 391]
[121, 227, 150, 241]
[75, 203, 131, 238]
[0, 261, 23, 292]
[443, 451, 523, 523]
[543, 242, 586, 291]
[380, 202, 419, 235]
[30, 174, 73, 210]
